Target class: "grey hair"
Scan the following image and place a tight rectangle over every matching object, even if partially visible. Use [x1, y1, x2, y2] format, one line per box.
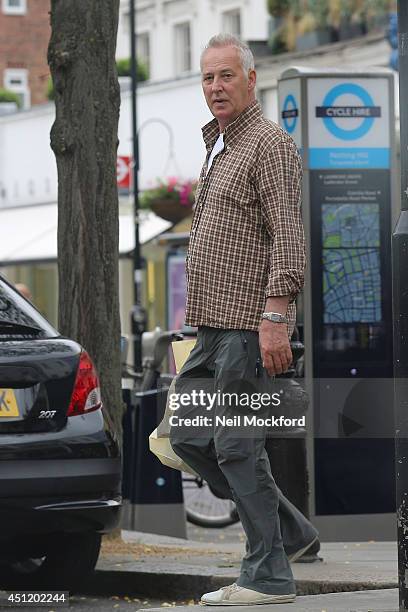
[200, 34, 255, 74]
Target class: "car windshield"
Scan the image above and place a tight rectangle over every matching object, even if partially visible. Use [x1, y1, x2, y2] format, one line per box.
[0, 276, 58, 339]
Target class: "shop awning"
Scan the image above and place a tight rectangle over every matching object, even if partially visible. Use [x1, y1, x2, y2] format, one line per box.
[0, 202, 171, 266]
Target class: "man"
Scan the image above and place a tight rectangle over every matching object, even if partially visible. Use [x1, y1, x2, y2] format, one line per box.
[170, 34, 317, 605]
[15, 283, 33, 302]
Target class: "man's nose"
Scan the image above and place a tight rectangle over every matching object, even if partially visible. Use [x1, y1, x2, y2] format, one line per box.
[211, 77, 223, 92]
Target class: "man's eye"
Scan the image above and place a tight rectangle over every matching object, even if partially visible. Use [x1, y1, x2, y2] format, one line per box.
[223, 74, 233, 79]
[204, 76, 213, 82]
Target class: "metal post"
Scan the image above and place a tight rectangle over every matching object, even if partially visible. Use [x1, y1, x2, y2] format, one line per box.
[129, 0, 145, 371]
[393, 2, 408, 609]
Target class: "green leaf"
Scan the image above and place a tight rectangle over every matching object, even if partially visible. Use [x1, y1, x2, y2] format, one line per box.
[0, 88, 21, 108]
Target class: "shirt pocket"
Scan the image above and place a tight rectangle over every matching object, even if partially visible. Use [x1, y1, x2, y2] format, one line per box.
[209, 177, 256, 213]
[219, 165, 258, 211]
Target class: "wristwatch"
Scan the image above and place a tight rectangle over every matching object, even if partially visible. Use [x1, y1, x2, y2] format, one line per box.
[261, 312, 288, 324]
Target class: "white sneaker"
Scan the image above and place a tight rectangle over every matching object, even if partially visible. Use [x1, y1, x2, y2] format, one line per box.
[200, 583, 296, 605]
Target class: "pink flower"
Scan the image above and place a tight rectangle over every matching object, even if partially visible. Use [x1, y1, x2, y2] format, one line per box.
[167, 176, 178, 192]
[179, 183, 192, 206]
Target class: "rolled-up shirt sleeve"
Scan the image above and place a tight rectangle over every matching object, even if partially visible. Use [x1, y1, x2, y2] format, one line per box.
[256, 137, 306, 303]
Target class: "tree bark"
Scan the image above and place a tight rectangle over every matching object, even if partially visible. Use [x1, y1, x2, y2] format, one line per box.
[48, 0, 124, 440]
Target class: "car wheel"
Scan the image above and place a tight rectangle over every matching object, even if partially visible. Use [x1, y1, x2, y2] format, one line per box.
[0, 532, 101, 592]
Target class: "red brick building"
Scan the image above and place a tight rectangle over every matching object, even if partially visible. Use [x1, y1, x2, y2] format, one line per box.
[0, 0, 50, 108]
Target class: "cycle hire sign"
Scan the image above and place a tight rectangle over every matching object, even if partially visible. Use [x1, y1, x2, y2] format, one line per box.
[278, 78, 302, 150]
[307, 78, 390, 169]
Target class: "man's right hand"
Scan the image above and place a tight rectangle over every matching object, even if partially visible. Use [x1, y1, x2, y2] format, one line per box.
[259, 319, 292, 376]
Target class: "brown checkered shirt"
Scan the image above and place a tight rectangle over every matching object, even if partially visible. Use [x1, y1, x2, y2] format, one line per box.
[185, 100, 305, 334]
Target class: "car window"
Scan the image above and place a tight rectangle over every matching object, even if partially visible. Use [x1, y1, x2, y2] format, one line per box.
[0, 276, 58, 339]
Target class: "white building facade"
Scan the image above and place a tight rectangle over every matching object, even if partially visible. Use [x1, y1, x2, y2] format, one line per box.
[116, 0, 271, 81]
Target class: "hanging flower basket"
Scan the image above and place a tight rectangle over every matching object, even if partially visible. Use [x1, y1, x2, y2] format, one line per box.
[150, 198, 192, 223]
[140, 177, 197, 224]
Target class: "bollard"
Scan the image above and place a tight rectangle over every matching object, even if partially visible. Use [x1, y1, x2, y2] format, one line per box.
[264, 335, 320, 559]
[393, 211, 408, 609]
[122, 383, 187, 538]
[394, 2, 408, 609]
[121, 386, 134, 503]
[264, 408, 321, 560]
[265, 338, 309, 516]
[265, 436, 309, 518]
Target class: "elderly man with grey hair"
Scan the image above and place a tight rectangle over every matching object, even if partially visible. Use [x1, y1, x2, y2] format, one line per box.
[170, 34, 318, 605]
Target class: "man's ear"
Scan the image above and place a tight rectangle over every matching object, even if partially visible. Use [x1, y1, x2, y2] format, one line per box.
[248, 69, 257, 93]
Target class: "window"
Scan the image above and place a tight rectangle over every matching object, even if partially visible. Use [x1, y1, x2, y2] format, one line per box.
[174, 22, 191, 75]
[222, 9, 241, 37]
[0, 275, 57, 340]
[137, 32, 150, 77]
[4, 69, 30, 110]
[2, 0, 27, 15]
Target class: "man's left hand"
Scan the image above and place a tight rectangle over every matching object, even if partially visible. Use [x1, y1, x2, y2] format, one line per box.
[259, 320, 292, 376]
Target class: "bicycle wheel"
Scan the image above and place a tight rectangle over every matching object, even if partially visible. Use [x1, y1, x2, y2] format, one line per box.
[182, 473, 240, 528]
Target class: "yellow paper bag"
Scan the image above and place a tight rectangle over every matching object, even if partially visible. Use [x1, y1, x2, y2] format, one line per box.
[171, 339, 197, 373]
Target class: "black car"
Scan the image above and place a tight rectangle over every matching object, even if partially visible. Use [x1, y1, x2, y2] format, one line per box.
[0, 274, 121, 590]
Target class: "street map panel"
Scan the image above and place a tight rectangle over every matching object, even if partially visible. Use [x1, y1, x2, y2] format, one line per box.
[322, 203, 381, 323]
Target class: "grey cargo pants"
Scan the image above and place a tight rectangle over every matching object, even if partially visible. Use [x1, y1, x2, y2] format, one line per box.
[169, 327, 315, 595]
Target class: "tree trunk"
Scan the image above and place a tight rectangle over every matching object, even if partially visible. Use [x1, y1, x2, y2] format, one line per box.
[48, 0, 124, 440]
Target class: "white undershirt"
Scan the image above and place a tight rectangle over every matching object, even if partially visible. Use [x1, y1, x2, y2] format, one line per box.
[206, 133, 224, 175]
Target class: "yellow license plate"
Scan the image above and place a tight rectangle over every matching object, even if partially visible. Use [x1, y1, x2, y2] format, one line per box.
[0, 389, 20, 418]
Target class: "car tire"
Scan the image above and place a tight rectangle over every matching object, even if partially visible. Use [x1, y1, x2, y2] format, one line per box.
[0, 532, 102, 592]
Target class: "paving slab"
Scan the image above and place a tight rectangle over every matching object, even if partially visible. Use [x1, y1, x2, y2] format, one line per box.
[91, 532, 398, 599]
[141, 588, 399, 612]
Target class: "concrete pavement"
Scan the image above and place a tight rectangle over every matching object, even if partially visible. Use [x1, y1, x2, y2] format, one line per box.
[143, 589, 399, 611]
[92, 530, 398, 605]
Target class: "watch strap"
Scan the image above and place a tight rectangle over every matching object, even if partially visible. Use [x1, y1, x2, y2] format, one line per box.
[261, 312, 288, 324]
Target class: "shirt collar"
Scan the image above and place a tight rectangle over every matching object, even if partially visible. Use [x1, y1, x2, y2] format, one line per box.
[202, 100, 262, 151]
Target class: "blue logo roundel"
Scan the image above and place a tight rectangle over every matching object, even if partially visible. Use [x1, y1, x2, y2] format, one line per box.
[322, 83, 375, 141]
[282, 94, 298, 134]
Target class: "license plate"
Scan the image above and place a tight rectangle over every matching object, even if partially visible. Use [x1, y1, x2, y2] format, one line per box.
[0, 389, 20, 418]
